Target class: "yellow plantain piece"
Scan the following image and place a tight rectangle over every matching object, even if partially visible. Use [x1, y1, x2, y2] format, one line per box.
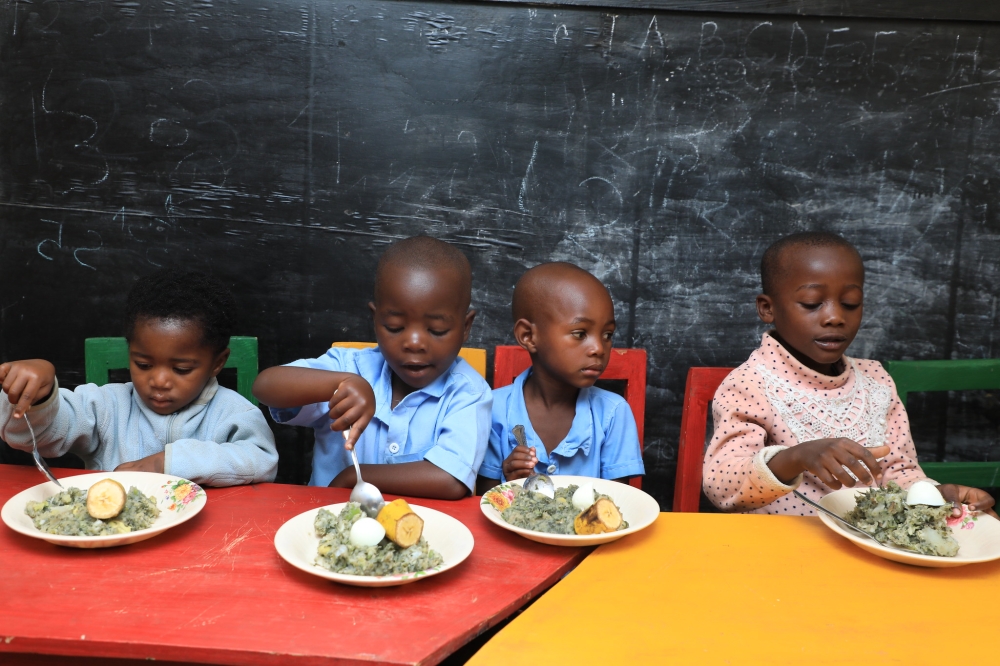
[376, 498, 424, 548]
[86, 478, 127, 520]
[573, 497, 623, 535]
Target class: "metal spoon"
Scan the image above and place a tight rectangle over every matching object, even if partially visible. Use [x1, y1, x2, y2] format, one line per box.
[793, 490, 916, 553]
[513, 424, 555, 499]
[24, 412, 62, 489]
[345, 429, 384, 518]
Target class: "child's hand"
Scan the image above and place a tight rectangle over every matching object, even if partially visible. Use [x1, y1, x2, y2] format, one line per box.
[115, 451, 165, 474]
[938, 484, 998, 519]
[0, 359, 56, 418]
[327, 375, 376, 450]
[768, 439, 889, 489]
[502, 444, 537, 481]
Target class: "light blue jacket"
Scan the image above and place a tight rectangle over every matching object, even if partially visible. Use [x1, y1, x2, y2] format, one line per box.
[1, 378, 278, 487]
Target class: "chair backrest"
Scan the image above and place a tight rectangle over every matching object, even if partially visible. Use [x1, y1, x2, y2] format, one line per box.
[884, 358, 1000, 487]
[673, 367, 733, 513]
[492, 345, 647, 489]
[330, 341, 487, 379]
[85, 337, 260, 405]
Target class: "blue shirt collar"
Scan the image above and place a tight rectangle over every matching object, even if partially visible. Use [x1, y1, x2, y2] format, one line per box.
[370, 349, 456, 424]
[511, 368, 593, 459]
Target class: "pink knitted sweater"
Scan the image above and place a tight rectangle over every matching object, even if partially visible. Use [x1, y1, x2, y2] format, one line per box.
[703, 332, 927, 515]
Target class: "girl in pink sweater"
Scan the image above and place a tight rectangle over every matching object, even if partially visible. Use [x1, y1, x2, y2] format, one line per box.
[703, 232, 996, 517]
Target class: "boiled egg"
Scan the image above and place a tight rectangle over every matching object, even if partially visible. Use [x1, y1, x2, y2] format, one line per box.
[905, 480, 947, 506]
[572, 482, 596, 511]
[349, 517, 386, 547]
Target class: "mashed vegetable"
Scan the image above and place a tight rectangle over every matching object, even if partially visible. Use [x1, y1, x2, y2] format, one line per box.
[500, 485, 627, 535]
[25, 486, 160, 536]
[315, 503, 443, 576]
[846, 481, 959, 557]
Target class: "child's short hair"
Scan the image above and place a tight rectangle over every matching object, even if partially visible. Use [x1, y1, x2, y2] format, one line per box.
[374, 236, 472, 308]
[760, 231, 862, 296]
[124, 270, 236, 354]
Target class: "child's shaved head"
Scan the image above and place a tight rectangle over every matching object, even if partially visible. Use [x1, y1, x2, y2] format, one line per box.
[512, 262, 610, 323]
[760, 231, 862, 296]
[374, 236, 472, 309]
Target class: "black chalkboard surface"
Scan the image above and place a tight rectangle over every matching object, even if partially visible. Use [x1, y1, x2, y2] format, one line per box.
[2, 0, 1000, 507]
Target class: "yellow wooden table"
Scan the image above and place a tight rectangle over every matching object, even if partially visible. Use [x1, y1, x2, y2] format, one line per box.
[468, 513, 1000, 665]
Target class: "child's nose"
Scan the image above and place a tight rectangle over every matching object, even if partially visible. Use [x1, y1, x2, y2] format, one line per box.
[822, 304, 846, 325]
[402, 328, 426, 351]
[150, 369, 172, 388]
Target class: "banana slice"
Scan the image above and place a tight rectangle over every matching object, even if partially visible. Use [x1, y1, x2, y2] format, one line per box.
[376, 498, 424, 548]
[86, 478, 127, 520]
[573, 497, 623, 535]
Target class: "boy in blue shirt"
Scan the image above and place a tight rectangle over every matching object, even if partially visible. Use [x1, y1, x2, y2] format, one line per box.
[477, 262, 644, 493]
[0, 271, 278, 486]
[254, 236, 491, 500]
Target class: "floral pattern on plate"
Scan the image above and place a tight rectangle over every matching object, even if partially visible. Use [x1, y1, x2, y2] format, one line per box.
[481, 483, 518, 512]
[947, 504, 979, 531]
[162, 479, 205, 512]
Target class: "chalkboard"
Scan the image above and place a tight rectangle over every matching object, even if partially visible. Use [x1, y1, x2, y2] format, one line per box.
[3, 0, 1000, 508]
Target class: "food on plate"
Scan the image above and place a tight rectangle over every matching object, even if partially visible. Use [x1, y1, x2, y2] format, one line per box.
[488, 484, 627, 535]
[24, 484, 160, 536]
[315, 502, 442, 576]
[86, 478, 127, 519]
[846, 481, 959, 557]
[376, 498, 424, 548]
[349, 517, 386, 547]
[571, 482, 596, 511]
[905, 480, 947, 507]
[574, 497, 623, 535]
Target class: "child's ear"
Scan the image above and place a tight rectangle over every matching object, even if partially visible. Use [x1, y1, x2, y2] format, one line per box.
[513, 318, 537, 353]
[211, 348, 231, 377]
[461, 309, 477, 343]
[756, 294, 775, 324]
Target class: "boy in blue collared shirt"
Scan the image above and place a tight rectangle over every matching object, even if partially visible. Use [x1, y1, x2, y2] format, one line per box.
[477, 263, 644, 493]
[253, 236, 491, 499]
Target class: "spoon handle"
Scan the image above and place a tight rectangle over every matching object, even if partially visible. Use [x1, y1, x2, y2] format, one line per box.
[512, 424, 528, 449]
[25, 413, 63, 489]
[793, 490, 916, 553]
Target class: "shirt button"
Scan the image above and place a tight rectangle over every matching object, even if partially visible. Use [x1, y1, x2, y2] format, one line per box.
[388, 443, 400, 454]
[546, 464, 557, 474]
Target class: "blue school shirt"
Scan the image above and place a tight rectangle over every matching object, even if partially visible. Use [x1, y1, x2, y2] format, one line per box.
[481, 368, 645, 482]
[270, 346, 491, 492]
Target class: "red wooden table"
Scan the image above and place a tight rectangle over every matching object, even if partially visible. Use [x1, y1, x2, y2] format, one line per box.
[0, 465, 588, 665]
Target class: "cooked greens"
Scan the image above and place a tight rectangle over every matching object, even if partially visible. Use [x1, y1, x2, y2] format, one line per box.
[499, 484, 627, 535]
[314, 502, 443, 576]
[25, 486, 160, 536]
[846, 481, 959, 557]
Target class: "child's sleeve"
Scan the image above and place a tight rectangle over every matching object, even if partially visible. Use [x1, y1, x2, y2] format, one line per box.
[165, 400, 278, 486]
[702, 372, 803, 512]
[423, 382, 493, 494]
[478, 401, 507, 482]
[599, 400, 645, 480]
[0, 380, 106, 461]
[866, 363, 928, 488]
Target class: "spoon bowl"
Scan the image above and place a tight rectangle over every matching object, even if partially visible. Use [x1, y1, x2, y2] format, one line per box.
[346, 432, 384, 518]
[25, 413, 62, 489]
[511, 424, 555, 499]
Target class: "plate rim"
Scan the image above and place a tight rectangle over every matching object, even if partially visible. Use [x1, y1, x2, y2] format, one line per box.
[479, 475, 660, 545]
[817, 487, 1000, 565]
[1, 471, 207, 545]
[273, 501, 475, 585]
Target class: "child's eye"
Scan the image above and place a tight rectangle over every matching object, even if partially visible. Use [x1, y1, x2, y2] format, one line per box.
[133, 362, 151, 370]
[571, 331, 586, 340]
[429, 329, 450, 337]
[603, 331, 615, 341]
[383, 325, 403, 334]
[842, 302, 861, 311]
[174, 367, 194, 375]
[799, 302, 822, 311]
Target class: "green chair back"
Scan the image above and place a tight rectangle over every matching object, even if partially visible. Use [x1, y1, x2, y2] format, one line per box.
[884, 358, 1000, 487]
[85, 337, 259, 406]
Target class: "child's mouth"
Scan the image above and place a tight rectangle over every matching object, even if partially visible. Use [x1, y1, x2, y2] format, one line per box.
[581, 365, 605, 377]
[149, 396, 172, 408]
[814, 337, 846, 351]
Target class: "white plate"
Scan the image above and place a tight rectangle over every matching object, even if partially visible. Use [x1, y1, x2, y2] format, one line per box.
[480, 476, 660, 546]
[819, 487, 1000, 568]
[274, 502, 474, 587]
[1, 471, 207, 549]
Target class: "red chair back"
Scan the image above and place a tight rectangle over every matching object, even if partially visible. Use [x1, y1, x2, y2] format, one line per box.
[673, 367, 734, 512]
[492, 345, 647, 489]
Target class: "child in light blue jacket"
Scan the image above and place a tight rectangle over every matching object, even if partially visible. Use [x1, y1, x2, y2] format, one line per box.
[0, 271, 277, 487]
